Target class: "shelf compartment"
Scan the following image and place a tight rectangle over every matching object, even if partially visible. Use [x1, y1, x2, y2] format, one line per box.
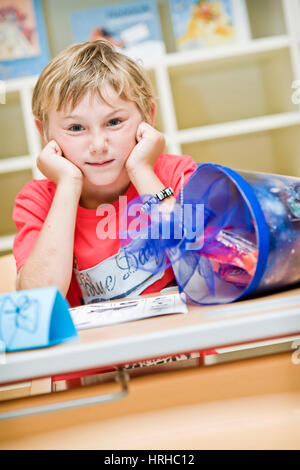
[246, 0, 286, 39]
[0, 169, 33, 237]
[169, 46, 294, 130]
[0, 91, 29, 160]
[181, 124, 300, 176]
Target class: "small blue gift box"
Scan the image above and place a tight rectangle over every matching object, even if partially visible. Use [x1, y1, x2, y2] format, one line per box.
[0, 287, 78, 352]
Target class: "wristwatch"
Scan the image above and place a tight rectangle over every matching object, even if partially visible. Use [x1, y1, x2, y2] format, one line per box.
[141, 187, 174, 213]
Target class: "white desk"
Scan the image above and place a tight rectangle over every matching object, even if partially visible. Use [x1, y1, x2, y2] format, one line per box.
[1, 288, 300, 449]
[1, 287, 300, 385]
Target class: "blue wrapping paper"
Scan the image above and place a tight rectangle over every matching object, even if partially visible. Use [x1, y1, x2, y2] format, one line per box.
[120, 163, 300, 304]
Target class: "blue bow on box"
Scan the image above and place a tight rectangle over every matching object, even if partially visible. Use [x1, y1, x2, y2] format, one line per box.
[0, 287, 77, 351]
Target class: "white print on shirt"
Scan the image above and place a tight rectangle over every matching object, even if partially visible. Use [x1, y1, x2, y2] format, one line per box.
[74, 240, 166, 304]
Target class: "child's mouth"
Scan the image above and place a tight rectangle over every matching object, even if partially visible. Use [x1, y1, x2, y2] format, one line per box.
[86, 159, 114, 167]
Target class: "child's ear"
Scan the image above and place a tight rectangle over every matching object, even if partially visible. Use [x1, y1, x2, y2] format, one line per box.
[34, 118, 48, 144]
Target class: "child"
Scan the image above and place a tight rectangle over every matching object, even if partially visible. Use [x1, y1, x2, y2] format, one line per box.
[13, 40, 196, 307]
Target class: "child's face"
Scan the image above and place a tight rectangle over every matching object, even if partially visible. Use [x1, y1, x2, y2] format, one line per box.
[46, 87, 144, 196]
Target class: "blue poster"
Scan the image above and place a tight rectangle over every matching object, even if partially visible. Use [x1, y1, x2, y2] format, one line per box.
[70, 0, 165, 62]
[0, 0, 50, 81]
[169, 0, 249, 51]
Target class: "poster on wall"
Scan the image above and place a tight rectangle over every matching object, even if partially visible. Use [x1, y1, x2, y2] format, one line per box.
[169, 0, 251, 51]
[0, 0, 50, 80]
[70, 0, 165, 63]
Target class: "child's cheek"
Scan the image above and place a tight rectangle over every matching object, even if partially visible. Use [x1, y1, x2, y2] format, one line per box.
[58, 138, 79, 161]
[123, 140, 137, 163]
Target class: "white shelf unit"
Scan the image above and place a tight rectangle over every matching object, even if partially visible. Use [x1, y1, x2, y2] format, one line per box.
[1, 0, 300, 254]
[0, 75, 42, 252]
[1, 75, 41, 177]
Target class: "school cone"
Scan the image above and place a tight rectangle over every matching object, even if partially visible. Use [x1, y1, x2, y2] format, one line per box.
[170, 163, 300, 304]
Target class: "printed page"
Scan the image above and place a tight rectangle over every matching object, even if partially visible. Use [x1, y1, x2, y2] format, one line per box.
[70, 293, 188, 330]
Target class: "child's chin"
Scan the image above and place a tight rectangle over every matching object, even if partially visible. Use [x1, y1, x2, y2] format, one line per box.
[87, 174, 114, 184]
[86, 169, 129, 188]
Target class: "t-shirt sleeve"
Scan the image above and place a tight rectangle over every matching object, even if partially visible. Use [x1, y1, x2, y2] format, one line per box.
[12, 180, 54, 272]
[154, 154, 197, 198]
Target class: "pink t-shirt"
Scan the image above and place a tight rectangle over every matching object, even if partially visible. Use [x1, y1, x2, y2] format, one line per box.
[13, 154, 196, 307]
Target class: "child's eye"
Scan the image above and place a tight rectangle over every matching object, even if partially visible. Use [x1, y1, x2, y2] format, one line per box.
[107, 118, 122, 127]
[69, 124, 84, 132]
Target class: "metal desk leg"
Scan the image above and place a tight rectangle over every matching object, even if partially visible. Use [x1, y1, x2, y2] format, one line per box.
[0, 368, 129, 421]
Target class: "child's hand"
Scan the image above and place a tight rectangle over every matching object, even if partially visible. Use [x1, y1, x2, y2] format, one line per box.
[37, 140, 83, 187]
[125, 122, 165, 176]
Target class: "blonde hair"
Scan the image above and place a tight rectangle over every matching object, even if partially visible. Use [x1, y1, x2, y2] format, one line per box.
[32, 40, 155, 133]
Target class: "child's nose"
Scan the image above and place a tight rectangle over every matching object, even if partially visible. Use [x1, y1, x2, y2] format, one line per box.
[89, 133, 108, 155]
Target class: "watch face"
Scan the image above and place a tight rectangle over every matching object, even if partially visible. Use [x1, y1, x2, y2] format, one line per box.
[157, 188, 173, 201]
